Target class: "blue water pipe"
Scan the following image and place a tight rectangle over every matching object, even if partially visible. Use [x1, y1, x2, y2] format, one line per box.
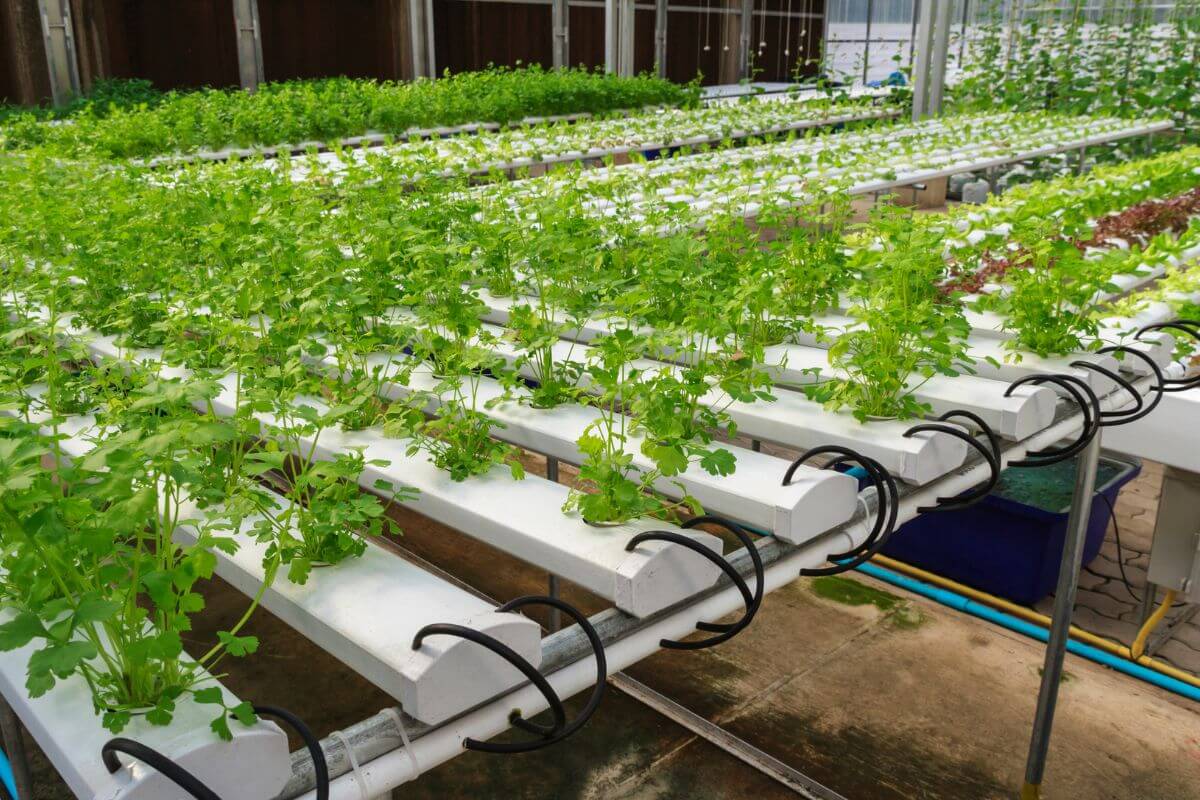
[0, 745, 17, 799]
[855, 561, 1200, 702]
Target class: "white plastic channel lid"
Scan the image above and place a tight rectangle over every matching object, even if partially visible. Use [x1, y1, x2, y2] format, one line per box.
[0, 618, 289, 800]
[174, 496, 544, 727]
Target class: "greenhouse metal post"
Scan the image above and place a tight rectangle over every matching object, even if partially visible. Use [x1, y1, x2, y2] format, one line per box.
[655, 0, 669, 77]
[232, 0, 265, 91]
[910, 0, 936, 120]
[739, 0, 753, 80]
[552, 0, 570, 67]
[928, 0, 954, 114]
[36, 0, 81, 106]
[1021, 432, 1104, 800]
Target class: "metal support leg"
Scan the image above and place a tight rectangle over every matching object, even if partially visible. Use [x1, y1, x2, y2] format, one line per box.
[1076, 145, 1086, 175]
[546, 455, 559, 483]
[750, 439, 761, 453]
[548, 575, 562, 632]
[1136, 582, 1158, 625]
[0, 697, 32, 800]
[1021, 432, 1103, 800]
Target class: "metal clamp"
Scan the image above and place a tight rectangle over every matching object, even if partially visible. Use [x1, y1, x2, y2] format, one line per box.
[101, 738, 221, 800]
[904, 410, 1001, 512]
[624, 530, 755, 650]
[1005, 374, 1100, 467]
[784, 446, 899, 576]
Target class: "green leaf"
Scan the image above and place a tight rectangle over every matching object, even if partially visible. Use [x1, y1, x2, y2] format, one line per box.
[0, 612, 47, 651]
[217, 631, 259, 657]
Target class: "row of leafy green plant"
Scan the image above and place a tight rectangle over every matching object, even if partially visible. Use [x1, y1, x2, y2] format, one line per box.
[0, 78, 163, 125]
[4, 129, 1185, 537]
[0, 66, 697, 159]
[954, 0, 1200, 139]
[0, 306, 400, 737]
[4, 108, 1200, 739]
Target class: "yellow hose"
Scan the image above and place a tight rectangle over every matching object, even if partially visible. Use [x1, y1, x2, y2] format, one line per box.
[870, 554, 1200, 689]
[1131, 589, 1178, 661]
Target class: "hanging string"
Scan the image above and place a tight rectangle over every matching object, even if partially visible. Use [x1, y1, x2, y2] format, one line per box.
[715, 0, 724, 53]
[782, 0, 794, 67]
[758, 0, 768, 55]
[703, 0, 713, 52]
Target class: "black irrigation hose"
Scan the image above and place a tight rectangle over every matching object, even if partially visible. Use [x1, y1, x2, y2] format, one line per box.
[473, 595, 608, 752]
[101, 738, 222, 800]
[1095, 345, 1165, 424]
[820, 454, 893, 561]
[1135, 320, 1200, 390]
[783, 446, 900, 577]
[1005, 374, 1100, 467]
[1069, 360, 1143, 421]
[903, 418, 1000, 513]
[679, 515, 765, 646]
[783, 446, 888, 563]
[1136, 319, 1200, 344]
[625, 531, 755, 650]
[253, 706, 329, 800]
[411, 623, 567, 740]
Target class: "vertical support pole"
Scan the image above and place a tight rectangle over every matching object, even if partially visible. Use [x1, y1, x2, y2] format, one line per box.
[604, 0, 619, 73]
[552, 0, 570, 68]
[908, 0, 920, 72]
[927, 0, 953, 115]
[861, 0, 874, 86]
[424, 0, 437, 77]
[37, 0, 81, 106]
[619, 0, 636, 76]
[958, 0, 971, 67]
[738, 0, 753, 81]
[910, 0, 935, 121]
[407, 0, 430, 78]
[1021, 432, 1104, 800]
[232, 0, 265, 91]
[654, 0, 668, 78]
[0, 697, 32, 800]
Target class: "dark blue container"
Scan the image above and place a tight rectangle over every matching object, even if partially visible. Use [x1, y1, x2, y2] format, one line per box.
[881, 454, 1142, 605]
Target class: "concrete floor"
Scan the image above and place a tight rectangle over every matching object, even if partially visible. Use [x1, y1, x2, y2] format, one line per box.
[17, 451, 1200, 799]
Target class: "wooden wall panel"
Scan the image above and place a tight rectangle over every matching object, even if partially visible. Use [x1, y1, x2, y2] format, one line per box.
[0, 0, 53, 104]
[434, 0, 553, 74]
[98, 0, 240, 89]
[257, 0, 403, 81]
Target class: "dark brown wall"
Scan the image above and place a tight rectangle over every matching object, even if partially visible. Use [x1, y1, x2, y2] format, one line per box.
[257, 0, 404, 81]
[434, 0, 553, 74]
[97, 0, 240, 89]
[1, 0, 52, 104]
